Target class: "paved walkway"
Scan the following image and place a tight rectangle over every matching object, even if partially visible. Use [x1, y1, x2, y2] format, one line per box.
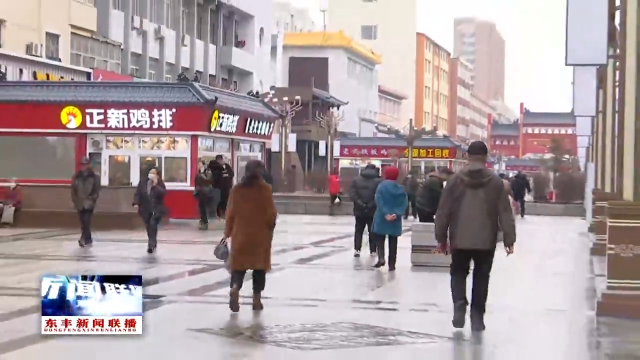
[0, 215, 637, 358]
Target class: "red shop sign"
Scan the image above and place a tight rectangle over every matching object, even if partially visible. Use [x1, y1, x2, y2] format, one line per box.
[338, 145, 455, 159]
[0, 104, 274, 140]
[92, 69, 133, 81]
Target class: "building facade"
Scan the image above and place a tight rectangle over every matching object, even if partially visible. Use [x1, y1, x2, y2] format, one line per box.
[0, 0, 94, 81]
[449, 57, 474, 140]
[281, 31, 380, 136]
[326, 0, 416, 129]
[470, 92, 492, 141]
[377, 85, 406, 127]
[453, 18, 505, 102]
[273, 1, 317, 33]
[415, 33, 450, 132]
[94, 0, 273, 93]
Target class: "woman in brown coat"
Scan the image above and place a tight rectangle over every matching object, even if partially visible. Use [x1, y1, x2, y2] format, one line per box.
[225, 160, 277, 312]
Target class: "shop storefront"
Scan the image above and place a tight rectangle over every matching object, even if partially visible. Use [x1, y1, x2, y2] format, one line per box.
[0, 81, 280, 219]
[336, 136, 468, 175]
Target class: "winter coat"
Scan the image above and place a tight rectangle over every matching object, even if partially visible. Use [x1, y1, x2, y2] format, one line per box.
[219, 164, 235, 192]
[402, 175, 419, 195]
[510, 174, 531, 200]
[70, 170, 101, 211]
[208, 162, 225, 190]
[435, 162, 516, 250]
[194, 169, 213, 199]
[263, 172, 274, 192]
[416, 173, 445, 213]
[132, 178, 167, 217]
[372, 180, 408, 237]
[327, 175, 341, 196]
[349, 168, 382, 217]
[224, 180, 277, 271]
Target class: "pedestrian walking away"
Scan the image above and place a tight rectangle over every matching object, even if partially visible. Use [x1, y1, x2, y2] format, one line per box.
[71, 157, 101, 248]
[416, 167, 453, 223]
[510, 171, 531, 218]
[225, 160, 277, 313]
[133, 167, 167, 254]
[402, 171, 419, 220]
[349, 164, 382, 257]
[434, 141, 516, 332]
[372, 166, 407, 271]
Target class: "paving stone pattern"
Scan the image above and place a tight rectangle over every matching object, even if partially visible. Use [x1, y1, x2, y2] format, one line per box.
[0, 215, 636, 359]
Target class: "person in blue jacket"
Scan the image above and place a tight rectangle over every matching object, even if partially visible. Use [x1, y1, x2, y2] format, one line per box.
[372, 166, 408, 271]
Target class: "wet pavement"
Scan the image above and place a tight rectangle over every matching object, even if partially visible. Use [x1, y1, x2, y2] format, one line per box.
[0, 215, 637, 359]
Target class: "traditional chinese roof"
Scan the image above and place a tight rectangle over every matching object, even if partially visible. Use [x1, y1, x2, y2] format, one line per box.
[491, 122, 519, 136]
[338, 136, 462, 148]
[504, 158, 542, 167]
[522, 111, 575, 125]
[0, 81, 282, 119]
[312, 88, 349, 107]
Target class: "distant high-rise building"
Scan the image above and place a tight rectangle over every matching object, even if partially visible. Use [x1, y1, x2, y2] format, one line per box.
[453, 18, 505, 102]
[326, 0, 416, 129]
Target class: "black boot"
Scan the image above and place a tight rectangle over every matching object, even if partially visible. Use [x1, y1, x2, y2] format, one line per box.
[452, 301, 467, 328]
[470, 312, 486, 331]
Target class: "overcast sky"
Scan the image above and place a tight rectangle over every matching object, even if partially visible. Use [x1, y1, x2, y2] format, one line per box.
[287, 0, 573, 113]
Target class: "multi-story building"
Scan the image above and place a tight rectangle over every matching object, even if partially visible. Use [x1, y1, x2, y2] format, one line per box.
[273, 1, 317, 33]
[415, 33, 450, 133]
[377, 85, 406, 128]
[326, 0, 416, 129]
[92, 0, 273, 93]
[470, 92, 493, 141]
[0, 0, 94, 81]
[490, 99, 518, 123]
[449, 57, 474, 140]
[453, 17, 505, 102]
[281, 31, 380, 136]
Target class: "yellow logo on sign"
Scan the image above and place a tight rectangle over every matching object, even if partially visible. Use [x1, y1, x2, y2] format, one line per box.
[210, 109, 220, 132]
[60, 106, 82, 129]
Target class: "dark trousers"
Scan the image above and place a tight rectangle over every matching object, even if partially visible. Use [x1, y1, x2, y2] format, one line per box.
[354, 215, 376, 253]
[198, 198, 209, 224]
[404, 194, 417, 218]
[143, 213, 162, 248]
[450, 249, 496, 314]
[417, 209, 435, 223]
[516, 198, 526, 216]
[375, 234, 398, 266]
[77, 209, 93, 243]
[230, 270, 266, 293]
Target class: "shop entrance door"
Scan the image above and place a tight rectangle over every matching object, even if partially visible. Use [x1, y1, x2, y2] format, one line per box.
[235, 155, 261, 182]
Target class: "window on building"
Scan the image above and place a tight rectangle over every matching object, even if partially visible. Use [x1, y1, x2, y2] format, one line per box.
[360, 25, 378, 40]
[427, 43, 432, 53]
[132, 0, 141, 16]
[112, 0, 123, 10]
[45, 32, 60, 61]
[71, 34, 121, 72]
[164, 0, 172, 28]
[0, 136, 76, 180]
[426, 86, 431, 100]
[427, 60, 431, 74]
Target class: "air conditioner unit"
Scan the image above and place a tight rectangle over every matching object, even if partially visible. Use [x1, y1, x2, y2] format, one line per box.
[148, 71, 155, 81]
[89, 136, 104, 151]
[130, 66, 140, 77]
[154, 25, 166, 39]
[26, 42, 38, 56]
[181, 34, 188, 47]
[164, 75, 172, 82]
[131, 16, 142, 31]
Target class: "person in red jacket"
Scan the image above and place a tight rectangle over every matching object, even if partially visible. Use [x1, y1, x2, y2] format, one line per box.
[327, 169, 342, 214]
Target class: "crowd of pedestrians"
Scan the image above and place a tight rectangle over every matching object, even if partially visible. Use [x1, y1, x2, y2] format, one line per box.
[64, 140, 527, 331]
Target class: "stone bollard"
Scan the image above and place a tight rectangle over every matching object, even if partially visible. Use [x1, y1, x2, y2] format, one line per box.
[410, 222, 451, 267]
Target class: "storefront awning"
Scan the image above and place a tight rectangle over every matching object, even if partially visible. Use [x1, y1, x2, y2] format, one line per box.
[0, 81, 282, 120]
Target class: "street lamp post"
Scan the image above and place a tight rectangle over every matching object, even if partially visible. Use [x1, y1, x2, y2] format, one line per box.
[316, 109, 344, 175]
[265, 95, 302, 191]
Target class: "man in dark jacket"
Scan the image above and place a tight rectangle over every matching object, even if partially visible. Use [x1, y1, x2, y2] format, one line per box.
[349, 164, 382, 257]
[71, 157, 101, 248]
[510, 172, 531, 218]
[435, 141, 515, 332]
[402, 172, 419, 219]
[195, 160, 217, 230]
[213, 155, 234, 218]
[416, 167, 453, 223]
[133, 167, 166, 253]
